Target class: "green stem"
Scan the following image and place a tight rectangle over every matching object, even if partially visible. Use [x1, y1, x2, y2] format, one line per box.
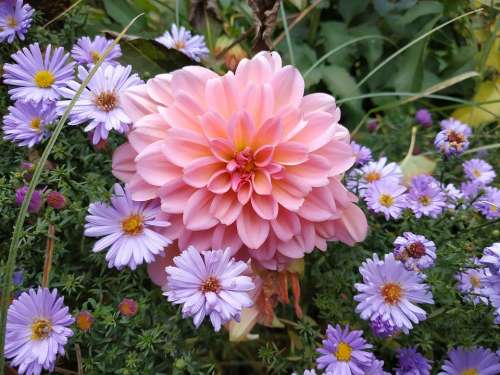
[175, 0, 180, 25]
[0, 14, 143, 374]
[280, 0, 295, 65]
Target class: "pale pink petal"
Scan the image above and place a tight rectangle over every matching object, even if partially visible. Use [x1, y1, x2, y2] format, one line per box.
[163, 129, 211, 167]
[210, 138, 235, 162]
[178, 229, 213, 251]
[247, 235, 277, 261]
[235, 54, 274, 86]
[229, 111, 254, 151]
[273, 142, 308, 165]
[205, 76, 238, 120]
[270, 209, 301, 241]
[271, 66, 304, 110]
[290, 112, 337, 151]
[242, 83, 274, 128]
[158, 99, 201, 132]
[112, 143, 137, 182]
[183, 156, 225, 188]
[201, 111, 228, 140]
[212, 224, 243, 255]
[253, 145, 274, 167]
[336, 203, 368, 244]
[300, 93, 338, 117]
[251, 194, 278, 220]
[298, 186, 336, 222]
[209, 191, 242, 225]
[170, 66, 218, 107]
[147, 244, 180, 287]
[236, 204, 270, 249]
[183, 189, 219, 230]
[122, 84, 158, 122]
[136, 141, 182, 186]
[158, 178, 196, 213]
[129, 113, 170, 151]
[207, 170, 232, 194]
[237, 181, 252, 205]
[252, 117, 282, 150]
[276, 237, 305, 259]
[128, 175, 158, 201]
[315, 140, 355, 176]
[146, 73, 174, 106]
[286, 155, 331, 187]
[252, 169, 272, 195]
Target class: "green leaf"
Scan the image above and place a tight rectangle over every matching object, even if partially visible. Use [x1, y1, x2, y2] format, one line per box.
[338, 0, 370, 25]
[400, 155, 437, 184]
[319, 22, 353, 68]
[103, 0, 147, 33]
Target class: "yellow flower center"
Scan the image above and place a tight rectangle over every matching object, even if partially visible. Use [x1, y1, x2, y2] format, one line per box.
[94, 91, 118, 112]
[379, 194, 394, 207]
[34, 70, 55, 88]
[335, 342, 352, 361]
[472, 169, 482, 178]
[6, 16, 17, 28]
[419, 195, 431, 206]
[175, 40, 186, 49]
[381, 282, 403, 304]
[201, 276, 221, 293]
[31, 318, 52, 340]
[121, 214, 143, 235]
[461, 368, 478, 375]
[491, 204, 498, 212]
[365, 171, 381, 183]
[470, 275, 481, 288]
[91, 51, 102, 63]
[30, 117, 42, 131]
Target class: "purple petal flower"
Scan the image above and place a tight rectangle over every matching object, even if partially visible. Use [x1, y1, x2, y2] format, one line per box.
[395, 347, 431, 375]
[57, 64, 142, 144]
[3, 43, 75, 103]
[347, 157, 402, 196]
[415, 108, 432, 128]
[351, 141, 372, 166]
[15, 185, 43, 213]
[12, 270, 23, 286]
[463, 158, 496, 185]
[292, 370, 317, 375]
[442, 183, 463, 209]
[406, 175, 447, 218]
[3, 101, 57, 148]
[370, 314, 400, 338]
[71, 35, 122, 65]
[164, 246, 255, 331]
[434, 118, 471, 156]
[0, 0, 33, 43]
[460, 180, 483, 201]
[354, 253, 434, 332]
[393, 232, 436, 272]
[481, 243, 500, 275]
[156, 24, 209, 62]
[473, 187, 500, 220]
[367, 359, 390, 375]
[439, 347, 500, 375]
[455, 258, 491, 305]
[5, 288, 74, 375]
[84, 184, 172, 270]
[364, 179, 407, 220]
[316, 324, 374, 375]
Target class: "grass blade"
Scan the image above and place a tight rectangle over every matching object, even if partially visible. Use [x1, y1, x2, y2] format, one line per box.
[280, 0, 295, 65]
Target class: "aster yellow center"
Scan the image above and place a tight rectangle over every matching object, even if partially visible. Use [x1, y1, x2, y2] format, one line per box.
[34, 70, 55, 88]
[121, 214, 143, 235]
[470, 275, 481, 288]
[461, 369, 478, 375]
[175, 40, 186, 49]
[419, 195, 431, 206]
[365, 171, 381, 182]
[201, 276, 221, 293]
[30, 117, 42, 131]
[335, 342, 352, 361]
[472, 169, 482, 178]
[94, 91, 118, 112]
[6, 16, 17, 28]
[381, 282, 402, 304]
[379, 194, 394, 207]
[91, 51, 102, 63]
[31, 318, 52, 340]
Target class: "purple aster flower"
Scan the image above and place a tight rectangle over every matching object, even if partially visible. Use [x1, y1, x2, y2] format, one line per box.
[3, 43, 75, 103]
[0, 0, 33, 43]
[366, 359, 390, 375]
[406, 175, 447, 218]
[439, 347, 500, 375]
[351, 141, 372, 166]
[364, 179, 407, 220]
[463, 158, 496, 185]
[12, 269, 23, 286]
[395, 347, 431, 375]
[455, 258, 491, 305]
[156, 24, 209, 62]
[370, 314, 399, 338]
[481, 243, 500, 275]
[71, 35, 122, 65]
[347, 157, 402, 196]
[442, 183, 463, 209]
[415, 108, 432, 128]
[5, 288, 74, 375]
[84, 183, 172, 270]
[393, 232, 436, 272]
[2, 101, 57, 147]
[487, 280, 500, 324]
[291, 370, 317, 375]
[15, 185, 43, 213]
[473, 187, 500, 220]
[316, 324, 374, 375]
[434, 118, 472, 156]
[460, 180, 483, 201]
[354, 253, 434, 332]
[164, 246, 255, 331]
[57, 64, 142, 144]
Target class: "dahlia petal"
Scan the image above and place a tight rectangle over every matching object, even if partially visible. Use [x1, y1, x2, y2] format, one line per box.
[146, 73, 173, 106]
[201, 111, 228, 140]
[212, 225, 243, 255]
[286, 155, 331, 187]
[207, 170, 232, 194]
[300, 93, 338, 117]
[237, 204, 270, 249]
[271, 65, 304, 110]
[252, 117, 282, 150]
[271, 209, 301, 241]
[253, 145, 275, 167]
[299, 186, 337, 222]
[237, 181, 252, 205]
[229, 111, 254, 152]
[183, 189, 218, 230]
[158, 178, 196, 213]
[178, 229, 213, 252]
[163, 129, 211, 167]
[210, 138, 235, 162]
[273, 142, 308, 165]
[337, 203, 368, 244]
[205, 77, 233, 119]
[136, 141, 182, 186]
[112, 143, 137, 182]
[122, 84, 157, 122]
[252, 169, 272, 195]
[277, 237, 305, 258]
[251, 194, 278, 220]
[242, 83, 274, 128]
[129, 114, 170, 151]
[128, 175, 158, 201]
[159, 100, 201, 132]
[316, 140, 355, 176]
[170, 66, 218, 106]
[209, 191, 242, 225]
[183, 156, 225, 188]
[290, 112, 336, 151]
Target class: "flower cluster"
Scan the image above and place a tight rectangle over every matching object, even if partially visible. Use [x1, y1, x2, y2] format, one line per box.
[479, 243, 500, 323]
[0, 0, 33, 43]
[156, 24, 209, 62]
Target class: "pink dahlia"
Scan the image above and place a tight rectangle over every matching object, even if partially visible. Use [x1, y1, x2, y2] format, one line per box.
[112, 51, 368, 270]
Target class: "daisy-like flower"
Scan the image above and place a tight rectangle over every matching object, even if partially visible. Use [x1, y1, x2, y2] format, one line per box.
[406, 175, 447, 218]
[481, 243, 500, 275]
[347, 157, 403, 196]
[434, 118, 472, 156]
[395, 347, 431, 375]
[455, 258, 491, 305]
[439, 347, 500, 375]
[3, 43, 75, 103]
[84, 183, 172, 270]
[164, 246, 255, 331]
[5, 288, 74, 375]
[369, 314, 399, 338]
[460, 180, 483, 201]
[463, 159, 496, 185]
[71, 35, 122, 65]
[57, 64, 142, 144]
[351, 141, 372, 166]
[0, 0, 33, 43]
[473, 187, 500, 220]
[364, 179, 407, 220]
[367, 359, 390, 375]
[2, 101, 57, 147]
[354, 253, 434, 332]
[393, 232, 436, 272]
[156, 24, 209, 62]
[292, 370, 317, 375]
[316, 324, 374, 375]
[442, 183, 463, 209]
[415, 108, 432, 128]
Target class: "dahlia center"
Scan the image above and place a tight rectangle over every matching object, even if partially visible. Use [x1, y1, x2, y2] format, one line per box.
[30, 117, 42, 131]
[227, 147, 257, 188]
[461, 368, 478, 375]
[381, 282, 403, 304]
[447, 130, 465, 145]
[335, 342, 352, 361]
[34, 70, 55, 88]
[407, 242, 426, 258]
[419, 195, 431, 206]
[31, 318, 52, 340]
[94, 91, 118, 112]
[121, 214, 144, 235]
[378, 194, 394, 207]
[469, 275, 481, 288]
[6, 16, 17, 28]
[365, 171, 381, 182]
[91, 51, 102, 63]
[201, 276, 221, 293]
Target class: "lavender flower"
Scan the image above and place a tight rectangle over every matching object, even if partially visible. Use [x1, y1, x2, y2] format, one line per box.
[406, 175, 447, 218]
[460, 180, 483, 201]
[463, 159, 496, 185]
[473, 187, 500, 220]
[15, 185, 43, 213]
[84, 184, 172, 270]
[165, 246, 255, 331]
[395, 347, 431, 375]
[455, 258, 491, 305]
[442, 183, 463, 209]
[370, 315, 399, 338]
[481, 243, 500, 275]
[347, 157, 402, 196]
[0, 0, 33, 43]
[2, 101, 57, 147]
[365, 179, 407, 220]
[393, 232, 436, 272]
[156, 24, 209, 62]
[12, 270, 23, 286]
[71, 35, 122, 65]
[415, 108, 432, 128]
[367, 359, 390, 375]
[316, 324, 374, 375]
[351, 141, 372, 166]
[354, 253, 434, 332]
[291, 370, 317, 375]
[57, 64, 142, 144]
[439, 347, 500, 375]
[3, 43, 75, 103]
[5, 288, 74, 375]
[434, 118, 471, 156]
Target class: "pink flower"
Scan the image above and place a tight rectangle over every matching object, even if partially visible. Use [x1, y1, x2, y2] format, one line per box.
[112, 51, 368, 270]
